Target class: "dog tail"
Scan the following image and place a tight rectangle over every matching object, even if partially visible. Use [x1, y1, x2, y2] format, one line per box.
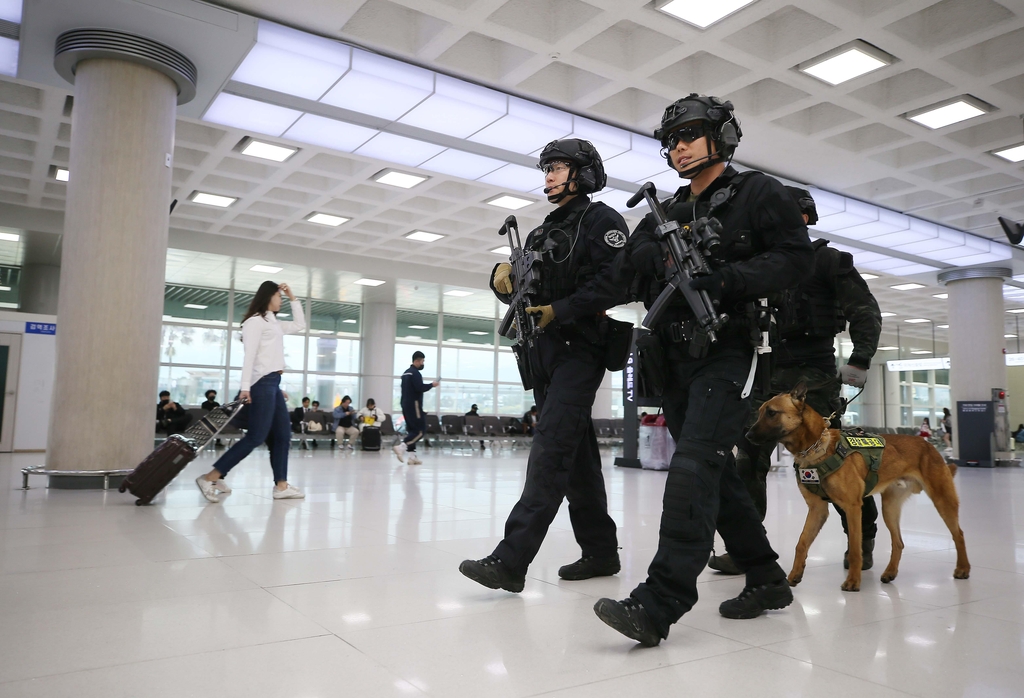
[947, 462, 958, 478]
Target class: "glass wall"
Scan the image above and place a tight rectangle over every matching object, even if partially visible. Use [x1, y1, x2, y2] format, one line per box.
[158, 283, 361, 411]
[898, 369, 950, 428]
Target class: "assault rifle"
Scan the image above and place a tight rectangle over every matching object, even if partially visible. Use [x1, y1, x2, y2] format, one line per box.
[627, 181, 729, 358]
[497, 215, 543, 390]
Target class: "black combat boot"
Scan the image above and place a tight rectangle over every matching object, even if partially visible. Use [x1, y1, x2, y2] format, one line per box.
[593, 597, 661, 647]
[843, 538, 875, 570]
[558, 555, 620, 580]
[708, 552, 743, 575]
[719, 579, 794, 619]
[459, 555, 525, 593]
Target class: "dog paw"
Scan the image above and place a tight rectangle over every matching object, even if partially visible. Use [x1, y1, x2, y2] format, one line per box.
[880, 572, 897, 584]
[954, 567, 970, 580]
[840, 579, 861, 592]
[786, 574, 802, 587]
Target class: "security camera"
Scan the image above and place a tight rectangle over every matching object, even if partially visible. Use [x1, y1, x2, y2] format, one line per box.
[999, 216, 1024, 245]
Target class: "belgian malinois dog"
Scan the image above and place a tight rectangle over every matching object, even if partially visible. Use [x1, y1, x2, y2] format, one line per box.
[747, 383, 970, 591]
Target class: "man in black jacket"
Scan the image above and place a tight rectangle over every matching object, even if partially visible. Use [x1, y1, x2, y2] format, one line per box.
[156, 390, 192, 435]
[395, 351, 438, 466]
[460, 138, 629, 593]
[593, 94, 815, 646]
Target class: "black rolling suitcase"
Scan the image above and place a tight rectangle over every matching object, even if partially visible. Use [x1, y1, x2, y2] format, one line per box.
[361, 426, 382, 451]
[120, 401, 243, 505]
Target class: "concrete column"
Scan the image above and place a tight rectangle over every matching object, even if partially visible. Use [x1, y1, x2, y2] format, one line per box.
[859, 363, 885, 427]
[593, 370, 613, 419]
[360, 283, 397, 411]
[20, 264, 60, 315]
[883, 364, 902, 428]
[940, 267, 1011, 459]
[47, 31, 196, 479]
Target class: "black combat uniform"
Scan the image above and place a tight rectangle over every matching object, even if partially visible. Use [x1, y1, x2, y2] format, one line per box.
[735, 238, 882, 537]
[487, 193, 628, 578]
[611, 163, 814, 640]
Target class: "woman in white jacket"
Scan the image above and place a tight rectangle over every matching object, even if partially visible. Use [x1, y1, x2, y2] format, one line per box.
[196, 281, 306, 503]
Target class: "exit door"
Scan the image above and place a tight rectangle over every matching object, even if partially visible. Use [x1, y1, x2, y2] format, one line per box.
[0, 333, 22, 452]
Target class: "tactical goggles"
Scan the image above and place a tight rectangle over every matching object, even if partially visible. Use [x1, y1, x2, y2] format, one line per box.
[539, 160, 572, 175]
[662, 123, 707, 150]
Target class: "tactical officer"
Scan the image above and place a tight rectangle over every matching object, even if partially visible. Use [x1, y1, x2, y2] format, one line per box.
[459, 138, 630, 592]
[710, 188, 883, 574]
[593, 94, 815, 646]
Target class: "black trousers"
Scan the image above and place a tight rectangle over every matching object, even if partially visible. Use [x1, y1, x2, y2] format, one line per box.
[493, 334, 618, 576]
[631, 344, 785, 638]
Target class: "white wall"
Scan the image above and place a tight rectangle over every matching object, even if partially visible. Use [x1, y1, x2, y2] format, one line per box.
[0, 310, 57, 451]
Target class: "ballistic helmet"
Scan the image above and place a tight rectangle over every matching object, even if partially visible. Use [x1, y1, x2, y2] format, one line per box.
[537, 138, 607, 202]
[785, 186, 818, 225]
[654, 94, 742, 177]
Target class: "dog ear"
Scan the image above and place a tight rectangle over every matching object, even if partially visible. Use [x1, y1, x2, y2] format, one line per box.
[790, 382, 808, 402]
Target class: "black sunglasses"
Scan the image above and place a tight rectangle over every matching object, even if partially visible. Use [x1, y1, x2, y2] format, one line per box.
[663, 124, 707, 149]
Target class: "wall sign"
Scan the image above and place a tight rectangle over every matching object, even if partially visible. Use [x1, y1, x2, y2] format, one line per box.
[25, 322, 56, 335]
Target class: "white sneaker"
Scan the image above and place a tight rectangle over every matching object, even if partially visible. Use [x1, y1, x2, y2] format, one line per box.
[393, 442, 407, 463]
[408, 455, 422, 465]
[214, 479, 232, 494]
[195, 476, 220, 503]
[272, 485, 305, 499]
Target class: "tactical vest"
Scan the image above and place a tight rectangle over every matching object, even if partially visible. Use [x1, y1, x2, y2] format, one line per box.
[795, 429, 885, 501]
[527, 205, 593, 305]
[774, 240, 848, 340]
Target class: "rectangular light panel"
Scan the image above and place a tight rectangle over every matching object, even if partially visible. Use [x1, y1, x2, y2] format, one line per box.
[355, 132, 445, 167]
[469, 97, 573, 155]
[444, 290, 473, 297]
[374, 170, 428, 189]
[486, 195, 533, 210]
[320, 48, 433, 120]
[477, 164, 541, 193]
[907, 99, 987, 129]
[801, 46, 889, 86]
[285, 114, 377, 153]
[0, 36, 17, 78]
[203, 93, 302, 137]
[408, 325, 429, 330]
[880, 312, 897, 318]
[419, 149, 505, 179]
[468, 331, 490, 336]
[354, 278, 385, 286]
[55, 167, 70, 182]
[860, 273, 879, 280]
[993, 144, 1024, 163]
[232, 44, 348, 101]
[406, 231, 444, 242]
[655, 0, 758, 28]
[307, 213, 349, 227]
[240, 138, 298, 162]
[891, 283, 925, 290]
[904, 318, 930, 323]
[933, 293, 948, 299]
[190, 191, 237, 208]
[184, 303, 208, 310]
[491, 246, 512, 256]
[0, 232, 18, 242]
[399, 74, 506, 138]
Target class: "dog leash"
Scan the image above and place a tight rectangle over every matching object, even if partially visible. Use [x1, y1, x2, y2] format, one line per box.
[797, 410, 837, 459]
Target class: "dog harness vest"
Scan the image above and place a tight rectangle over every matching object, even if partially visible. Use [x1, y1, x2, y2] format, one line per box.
[795, 430, 885, 501]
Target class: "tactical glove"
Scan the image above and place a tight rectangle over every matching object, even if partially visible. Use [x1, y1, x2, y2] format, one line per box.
[689, 271, 727, 305]
[525, 304, 556, 329]
[838, 364, 868, 388]
[492, 263, 513, 295]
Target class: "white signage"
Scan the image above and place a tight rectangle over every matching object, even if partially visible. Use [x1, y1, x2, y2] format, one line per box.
[886, 357, 951, 372]
[1006, 353, 1024, 367]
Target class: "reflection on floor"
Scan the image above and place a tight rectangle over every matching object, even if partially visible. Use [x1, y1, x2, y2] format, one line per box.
[1, 445, 1023, 697]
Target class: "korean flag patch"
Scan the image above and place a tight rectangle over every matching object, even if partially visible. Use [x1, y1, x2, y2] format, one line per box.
[800, 469, 820, 484]
[604, 230, 626, 248]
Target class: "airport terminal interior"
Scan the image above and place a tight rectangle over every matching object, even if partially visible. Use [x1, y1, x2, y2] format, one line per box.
[1, 0, 1024, 695]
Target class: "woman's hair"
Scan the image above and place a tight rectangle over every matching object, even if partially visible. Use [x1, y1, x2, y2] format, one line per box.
[241, 280, 280, 325]
[943, 407, 951, 417]
[922, 417, 930, 425]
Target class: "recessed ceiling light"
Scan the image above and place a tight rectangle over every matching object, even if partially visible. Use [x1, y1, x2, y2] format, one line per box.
[798, 41, 892, 86]
[937, 324, 948, 329]
[448, 338, 463, 343]
[1008, 309, 1024, 314]
[911, 350, 932, 355]
[342, 319, 357, 324]
[277, 313, 290, 318]
[992, 144, 1024, 163]
[238, 137, 299, 162]
[354, 278, 385, 286]
[306, 212, 349, 227]
[55, 167, 70, 182]
[880, 312, 897, 318]
[0, 232, 19, 242]
[406, 231, 444, 243]
[0, 285, 11, 291]
[249, 264, 282, 274]
[877, 346, 898, 350]
[1006, 334, 1018, 338]
[374, 169, 428, 189]
[190, 191, 237, 208]
[654, 0, 758, 29]
[859, 273, 879, 280]
[905, 318, 930, 323]
[486, 194, 533, 210]
[491, 246, 512, 256]
[891, 283, 925, 291]
[408, 325, 429, 330]
[906, 96, 990, 130]
[933, 293, 948, 299]
[404, 335, 423, 340]
[468, 331, 490, 336]
[183, 303, 208, 310]
[444, 290, 473, 297]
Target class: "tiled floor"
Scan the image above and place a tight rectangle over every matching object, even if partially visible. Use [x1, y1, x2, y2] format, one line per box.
[2, 444, 1023, 697]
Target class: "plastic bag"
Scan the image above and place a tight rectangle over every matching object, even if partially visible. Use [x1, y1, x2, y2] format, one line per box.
[639, 424, 674, 471]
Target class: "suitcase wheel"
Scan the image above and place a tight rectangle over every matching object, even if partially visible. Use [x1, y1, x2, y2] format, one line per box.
[118, 483, 128, 493]
[135, 498, 148, 506]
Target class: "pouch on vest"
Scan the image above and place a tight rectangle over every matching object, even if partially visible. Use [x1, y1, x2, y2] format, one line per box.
[603, 317, 634, 371]
[635, 331, 667, 399]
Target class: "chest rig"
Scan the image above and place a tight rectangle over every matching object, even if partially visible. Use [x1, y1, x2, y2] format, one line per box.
[773, 241, 848, 340]
[526, 204, 592, 305]
[796, 429, 885, 501]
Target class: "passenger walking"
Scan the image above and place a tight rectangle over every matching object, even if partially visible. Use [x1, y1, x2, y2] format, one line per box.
[196, 281, 306, 503]
[394, 351, 438, 466]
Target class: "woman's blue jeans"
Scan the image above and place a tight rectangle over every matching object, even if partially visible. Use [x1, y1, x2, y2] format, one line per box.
[213, 372, 291, 483]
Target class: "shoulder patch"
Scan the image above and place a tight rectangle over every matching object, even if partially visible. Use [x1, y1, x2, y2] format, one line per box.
[603, 230, 627, 248]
